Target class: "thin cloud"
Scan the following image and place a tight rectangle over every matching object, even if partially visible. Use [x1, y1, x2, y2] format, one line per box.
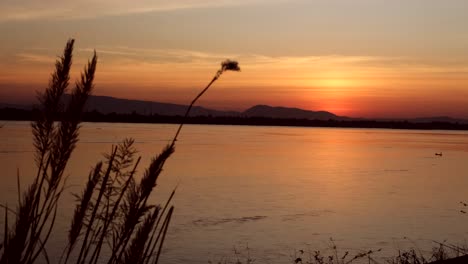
[16, 53, 56, 64]
[78, 47, 468, 76]
[79, 46, 236, 65]
[80, 46, 395, 66]
[0, 0, 289, 22]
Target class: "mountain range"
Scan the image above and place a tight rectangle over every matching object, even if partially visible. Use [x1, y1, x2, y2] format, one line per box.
[74, 95, 348, 121]
[1, 95, 467, 124]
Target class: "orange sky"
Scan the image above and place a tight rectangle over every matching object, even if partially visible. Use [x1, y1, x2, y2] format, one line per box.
[1, 0, 468, 118]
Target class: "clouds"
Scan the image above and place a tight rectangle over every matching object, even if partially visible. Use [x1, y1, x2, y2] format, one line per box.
[10, 45, 468, 78]
[9, 42, 468, 77]
[16, 53, 56, 64]
[79, 46, 236, 65]
[0, 0, 280, 22]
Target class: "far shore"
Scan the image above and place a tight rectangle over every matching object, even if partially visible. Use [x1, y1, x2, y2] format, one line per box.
[2, 107, 468, 131]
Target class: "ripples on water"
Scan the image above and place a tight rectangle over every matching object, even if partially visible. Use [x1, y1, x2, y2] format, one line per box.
[193, 216, 268, 226]
[1, 121, 468, 263]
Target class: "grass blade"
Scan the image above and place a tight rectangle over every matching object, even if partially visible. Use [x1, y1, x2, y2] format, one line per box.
[153, 206, 174, 264]
[2, 204, 8, 258]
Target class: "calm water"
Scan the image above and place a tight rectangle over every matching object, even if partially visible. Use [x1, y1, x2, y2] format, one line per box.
[1, 121, 468, 263]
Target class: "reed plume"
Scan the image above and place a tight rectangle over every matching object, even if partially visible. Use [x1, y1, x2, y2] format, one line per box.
[0, 38, 98, 264]
[171, 59, 240, 144]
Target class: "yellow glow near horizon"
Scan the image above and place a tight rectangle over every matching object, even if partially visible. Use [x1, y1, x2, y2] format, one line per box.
[312, 71, 358, 88]
[317, 79, 350, 88]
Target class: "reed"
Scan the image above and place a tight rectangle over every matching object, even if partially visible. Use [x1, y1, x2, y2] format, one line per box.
[0, 39, 240, 264]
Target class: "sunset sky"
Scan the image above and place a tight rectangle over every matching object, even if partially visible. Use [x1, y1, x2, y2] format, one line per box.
[1, 0, 468, 118]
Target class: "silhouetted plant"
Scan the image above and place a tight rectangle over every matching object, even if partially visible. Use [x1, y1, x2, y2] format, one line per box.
[290, 239, 381, 264]
[0, 39, 97, 264]
[460, 201, 467, 214]
[172, 59, 240, 144]
[0, 39, 240, 264]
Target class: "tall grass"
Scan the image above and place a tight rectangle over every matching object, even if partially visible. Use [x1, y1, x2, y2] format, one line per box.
[0, 39, 239, 264]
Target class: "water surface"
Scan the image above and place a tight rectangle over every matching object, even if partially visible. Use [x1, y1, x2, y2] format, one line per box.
[1, 121, 468, 263]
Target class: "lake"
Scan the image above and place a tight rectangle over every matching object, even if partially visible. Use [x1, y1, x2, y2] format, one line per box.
[1, 121, 468, 263]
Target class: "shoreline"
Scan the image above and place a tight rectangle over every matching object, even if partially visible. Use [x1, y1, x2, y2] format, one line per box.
[2, 107, 468, 131]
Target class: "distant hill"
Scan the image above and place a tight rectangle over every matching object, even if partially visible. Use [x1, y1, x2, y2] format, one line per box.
[242, 105, 349, 121]
[67, 95, 351, 120]
[64, 95, 238, 117]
